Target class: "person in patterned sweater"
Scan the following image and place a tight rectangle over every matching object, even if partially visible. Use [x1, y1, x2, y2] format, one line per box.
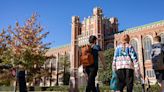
[112, 34, 142, 92]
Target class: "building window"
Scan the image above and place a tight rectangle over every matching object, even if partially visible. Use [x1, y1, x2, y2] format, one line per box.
[160, 33, 164, 44]
[98, 21, 100, 33]
[130, 39, 138, 55]
[78, 28, 81, 35]
[143, 36, 152, 61]
[146, 70, 155, 78]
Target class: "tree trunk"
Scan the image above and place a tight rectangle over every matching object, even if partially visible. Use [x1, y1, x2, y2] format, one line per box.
[18, 70, 27, 92]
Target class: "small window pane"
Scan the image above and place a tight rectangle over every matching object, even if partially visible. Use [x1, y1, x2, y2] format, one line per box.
[160, 33, 164, 44]
[130, 39, 138, 55]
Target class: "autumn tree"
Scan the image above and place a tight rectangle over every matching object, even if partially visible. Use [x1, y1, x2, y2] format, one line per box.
[0, 30, 13, 86]
[6, 14, 51, 85]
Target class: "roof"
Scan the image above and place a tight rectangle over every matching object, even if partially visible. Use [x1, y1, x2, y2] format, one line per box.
[48, 44, 71, 51]
[119, 20, 164, 34]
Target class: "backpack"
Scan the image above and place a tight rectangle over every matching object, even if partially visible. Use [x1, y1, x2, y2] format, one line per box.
[80, 45, 94, 67]
[151, 44, 164, 70]
[120, 44, 132, 61]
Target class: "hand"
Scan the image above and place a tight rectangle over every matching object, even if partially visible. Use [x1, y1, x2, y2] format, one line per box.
[134, 69, 141, 78]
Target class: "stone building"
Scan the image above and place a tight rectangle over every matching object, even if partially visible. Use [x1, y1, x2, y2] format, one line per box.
[115, 20, 164, 83]
[46, 7, 164, 85]
[42, 44, 71, 86]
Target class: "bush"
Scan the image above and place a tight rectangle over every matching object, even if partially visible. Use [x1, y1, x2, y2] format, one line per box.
[46, 86, 69, 91]
[98, 48, 114, 85]
[63, 72, 70, 85]
[132, 83, 160, 92]
[0, 80, 11, 86]
[0, 86, 14, 91]
[146, 83, 160, 92]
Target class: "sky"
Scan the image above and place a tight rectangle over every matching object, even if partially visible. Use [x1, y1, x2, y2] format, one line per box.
[0, 0, 164, 48]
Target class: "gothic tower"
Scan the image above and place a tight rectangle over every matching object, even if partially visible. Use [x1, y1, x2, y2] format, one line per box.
[93, 7, 104, 50]
[71, 16, 80, 70]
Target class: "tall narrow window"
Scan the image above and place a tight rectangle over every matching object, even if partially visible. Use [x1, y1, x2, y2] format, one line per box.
[143, 36, 152, 61]
[130, 39, 138, 55]
[160, 33, 164, 44]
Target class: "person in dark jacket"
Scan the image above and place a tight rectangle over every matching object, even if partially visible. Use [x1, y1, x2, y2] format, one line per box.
[85, 35, 106, 92]
[151, 36, 164, 92]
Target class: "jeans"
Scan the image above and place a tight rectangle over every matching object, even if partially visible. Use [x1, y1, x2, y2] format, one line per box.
[85, 65, 98, 92]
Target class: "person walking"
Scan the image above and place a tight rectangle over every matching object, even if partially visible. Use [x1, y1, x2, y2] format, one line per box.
[151, 36, 164, 92]
[112, 34, 141, 92]
[80, 35, 106, 92]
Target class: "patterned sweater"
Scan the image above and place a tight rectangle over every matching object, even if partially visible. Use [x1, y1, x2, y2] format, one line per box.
[112, 43, 140, 72]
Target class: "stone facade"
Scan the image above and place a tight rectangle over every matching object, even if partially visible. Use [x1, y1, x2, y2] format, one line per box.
[71, 7, 118, 74]
[46, 7, 164, 85]
[115, 20, 164, 83]
[40, 44, 71, 86]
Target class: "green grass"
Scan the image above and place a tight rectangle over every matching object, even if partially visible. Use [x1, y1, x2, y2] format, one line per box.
[0, 84, 160, 92]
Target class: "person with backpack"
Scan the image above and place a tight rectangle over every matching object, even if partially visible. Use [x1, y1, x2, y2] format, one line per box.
[151, 36, 164, 92]
[80, 35, 106, 92]
[112, 34, 141, 92]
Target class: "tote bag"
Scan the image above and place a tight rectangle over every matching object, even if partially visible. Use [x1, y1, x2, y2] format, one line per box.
[110, 71, 118, 91]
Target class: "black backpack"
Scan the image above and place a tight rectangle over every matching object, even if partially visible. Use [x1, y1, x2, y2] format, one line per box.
[151, 43, 164, 70]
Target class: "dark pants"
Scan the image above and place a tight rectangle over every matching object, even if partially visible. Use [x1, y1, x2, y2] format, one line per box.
[116, 69, 134, 92]
[85, 65, 98, 92]
[154, 70, 164, 83]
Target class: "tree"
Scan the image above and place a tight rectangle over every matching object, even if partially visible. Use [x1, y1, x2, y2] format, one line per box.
[60, 54, 70, 85]
[98, 48, 114, 84]
[0, 30, 13, 86]
[5, 14, 51, 86]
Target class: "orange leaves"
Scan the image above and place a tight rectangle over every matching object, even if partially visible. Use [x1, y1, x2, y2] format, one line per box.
[0, 13, 52, 85]
[1, 14, 51, 69]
